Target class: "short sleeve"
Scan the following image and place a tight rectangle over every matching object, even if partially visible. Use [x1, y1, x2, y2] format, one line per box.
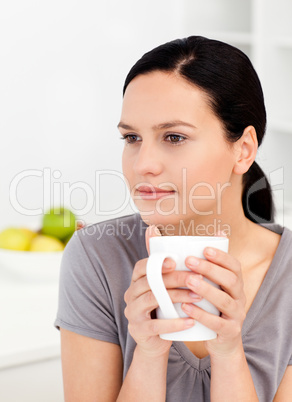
[54, 232, 119, 345]
[289, 356, 292, 365]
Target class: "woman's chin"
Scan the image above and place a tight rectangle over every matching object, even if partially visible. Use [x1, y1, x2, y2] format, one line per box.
[139, 212, 188, 232]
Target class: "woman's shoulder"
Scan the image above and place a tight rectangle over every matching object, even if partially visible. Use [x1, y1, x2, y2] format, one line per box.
[67, 212, 148, 264]
[78, 212, 145, 242]
[261, 222, 292, 255]
[256, 223, 292, 281]
[274, 225, 292, 265]
[77, 212, 143, 240]
[258, 222, 292, 261]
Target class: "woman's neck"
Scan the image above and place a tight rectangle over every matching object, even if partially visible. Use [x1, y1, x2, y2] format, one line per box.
[159, 205, 253, 258]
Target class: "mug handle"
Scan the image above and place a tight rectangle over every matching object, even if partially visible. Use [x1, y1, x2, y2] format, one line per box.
[146, 252, 180, 320]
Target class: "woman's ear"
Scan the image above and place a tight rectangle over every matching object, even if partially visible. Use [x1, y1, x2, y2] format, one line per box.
[233, 126, 258, 175]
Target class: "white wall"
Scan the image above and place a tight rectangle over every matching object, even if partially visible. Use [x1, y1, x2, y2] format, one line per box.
[1, 0, 291, 231]
[0, 0, 184, 230]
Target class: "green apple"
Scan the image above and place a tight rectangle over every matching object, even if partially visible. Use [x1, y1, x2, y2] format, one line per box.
[30, 234, 64, 252]
[63, 233, 73, 245]
[0, 227, 32, 251]
[41, 207, 76, 241]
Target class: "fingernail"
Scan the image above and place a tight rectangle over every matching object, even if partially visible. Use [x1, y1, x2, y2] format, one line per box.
[189, 291, 202, 300]
[188, 256, 199, 267]
[188, 275, 202, 287]
[182, 303, 192, 313]
[163, 259, 173, 270]
[205, 247, 216, 257]
[155, 226, 161, 236]
[185, 318, 195, 328]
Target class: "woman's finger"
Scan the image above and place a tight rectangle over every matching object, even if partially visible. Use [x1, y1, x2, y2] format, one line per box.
[132, 317, 195, 339]
[185, 257, 243, 300]
[131, 257, 176, 284]
[181, 302, 244, 342]
[203, 247, 241, 274]
[126, 278, 203, 315]
[141, 288, 203, 314]
[181, 303, 227, 335]
[131, 258, 149, 283]
[185, 275, 246, 320]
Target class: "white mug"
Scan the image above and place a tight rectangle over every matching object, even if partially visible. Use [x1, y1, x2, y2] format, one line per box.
[146, 236, 229, 341]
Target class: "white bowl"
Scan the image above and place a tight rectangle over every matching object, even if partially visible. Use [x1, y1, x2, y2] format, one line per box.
[0, 248, 63, 283]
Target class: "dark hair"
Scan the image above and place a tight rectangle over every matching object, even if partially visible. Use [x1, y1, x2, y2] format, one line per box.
[123, 36, 274, 223]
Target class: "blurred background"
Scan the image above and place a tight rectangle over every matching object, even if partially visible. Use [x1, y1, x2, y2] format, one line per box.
[0, 0, 291, 401]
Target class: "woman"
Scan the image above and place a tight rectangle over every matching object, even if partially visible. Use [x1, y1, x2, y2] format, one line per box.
[55, 36, 292, 401]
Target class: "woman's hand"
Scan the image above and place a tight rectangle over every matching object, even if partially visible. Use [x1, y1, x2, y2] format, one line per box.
[124, 225, 197, 357]
[182, 245, 246, 357]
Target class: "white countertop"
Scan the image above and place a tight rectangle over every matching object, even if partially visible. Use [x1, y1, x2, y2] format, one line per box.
[0, 267, 61, 369]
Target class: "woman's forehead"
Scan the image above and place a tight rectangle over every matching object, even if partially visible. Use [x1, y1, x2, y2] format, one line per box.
[120, 71, 217, 129]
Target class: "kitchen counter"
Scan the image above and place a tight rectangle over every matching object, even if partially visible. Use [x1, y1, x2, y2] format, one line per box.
[0, 266, 63, 402]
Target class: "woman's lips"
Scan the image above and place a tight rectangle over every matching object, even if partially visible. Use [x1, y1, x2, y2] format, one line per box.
[136, 186, 175, 200]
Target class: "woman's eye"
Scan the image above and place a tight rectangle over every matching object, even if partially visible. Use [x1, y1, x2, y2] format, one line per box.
[120, 134, 139, 144]
[120, 133, 186, 145]
[165, 134, 186, 144]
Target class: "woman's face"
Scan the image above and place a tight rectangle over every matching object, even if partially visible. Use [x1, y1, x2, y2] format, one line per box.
[119, 71, 238, 233]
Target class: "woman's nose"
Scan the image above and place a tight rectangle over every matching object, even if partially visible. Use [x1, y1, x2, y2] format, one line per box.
[133, 142, 163, 176]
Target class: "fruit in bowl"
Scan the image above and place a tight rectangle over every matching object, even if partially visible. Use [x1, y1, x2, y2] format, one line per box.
[0, 207, 84, 282]
[0, 228, 35, 251]
[30, 234, 65, 252]
[41, 207, 76, 242]
[0, 207, 80, 252]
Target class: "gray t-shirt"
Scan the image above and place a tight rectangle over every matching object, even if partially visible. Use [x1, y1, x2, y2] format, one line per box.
[54, 213, 292, 401]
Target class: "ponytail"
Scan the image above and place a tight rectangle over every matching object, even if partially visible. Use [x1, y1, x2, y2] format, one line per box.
[242, 161, 275, 224]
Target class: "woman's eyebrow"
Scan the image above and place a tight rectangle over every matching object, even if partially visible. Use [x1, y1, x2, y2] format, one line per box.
[117, 120, 196, 130]
[117, 122, 135, 130]
[153, 120, 197, 130]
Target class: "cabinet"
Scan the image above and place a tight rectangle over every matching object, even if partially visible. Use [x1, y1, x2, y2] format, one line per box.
[182, 0, 292, 226]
